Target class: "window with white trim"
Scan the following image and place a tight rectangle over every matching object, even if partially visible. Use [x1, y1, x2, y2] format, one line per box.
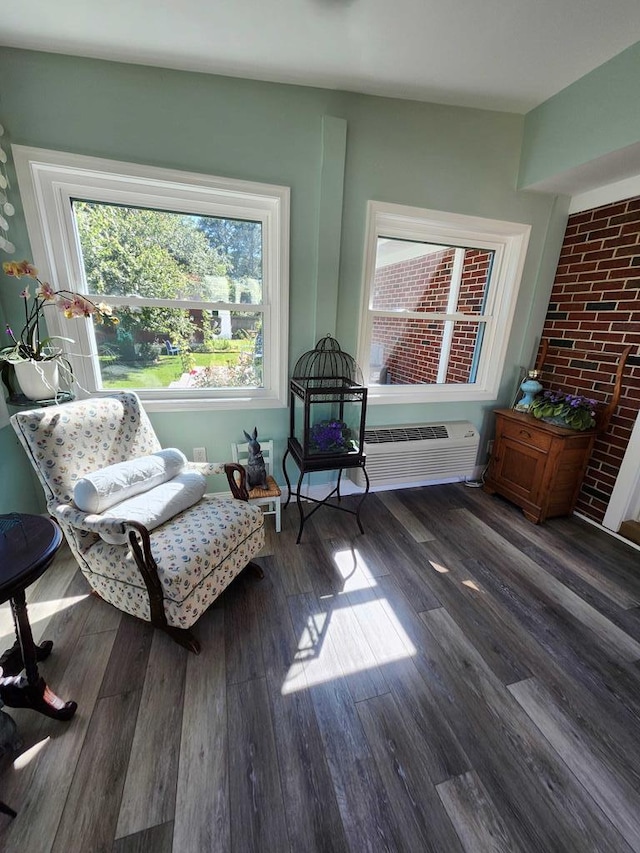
[358, 201, 530, 404]
[14, 147, 289, 410]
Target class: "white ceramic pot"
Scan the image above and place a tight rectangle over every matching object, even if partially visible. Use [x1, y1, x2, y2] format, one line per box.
[14, 359, 61, 401]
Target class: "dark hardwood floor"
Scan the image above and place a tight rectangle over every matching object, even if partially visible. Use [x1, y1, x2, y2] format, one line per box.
[2, 483, 640, 852]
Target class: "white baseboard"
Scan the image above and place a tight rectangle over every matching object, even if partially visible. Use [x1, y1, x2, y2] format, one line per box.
[207, 471, 478, 503]
[574, 511, 640, 553]
[284, 473, 477, 501]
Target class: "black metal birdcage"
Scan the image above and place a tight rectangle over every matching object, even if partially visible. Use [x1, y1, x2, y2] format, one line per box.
[283, 335, 369, 542]
[291, 333, 363, 387]
[289, 335, 367, 463]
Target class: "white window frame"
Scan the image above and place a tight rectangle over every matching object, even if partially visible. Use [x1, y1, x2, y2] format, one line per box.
[358, 200, 531, 405]
[13, 146, 289, 411]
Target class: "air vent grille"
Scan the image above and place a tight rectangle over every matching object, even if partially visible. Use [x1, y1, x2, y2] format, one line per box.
[350, 420, 480, 488]
[364, 425, 449, 444]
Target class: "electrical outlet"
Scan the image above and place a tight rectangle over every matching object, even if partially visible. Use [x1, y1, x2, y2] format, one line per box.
[193, 447, 207, 463]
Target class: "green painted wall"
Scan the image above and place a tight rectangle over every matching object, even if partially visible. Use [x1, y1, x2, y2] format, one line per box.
[0, 424, 44, 513]
[0, 47, 562, 512]
[336, 94, 561, 430]
[520, 41, 640, 189]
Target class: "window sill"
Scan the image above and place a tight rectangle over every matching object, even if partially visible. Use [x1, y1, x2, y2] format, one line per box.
[120, 394, 287, 413]
[366, 386, 499, 405]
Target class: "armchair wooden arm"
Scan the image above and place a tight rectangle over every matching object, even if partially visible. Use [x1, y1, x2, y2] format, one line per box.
[185, 460, 250, 501]
[224, 463, 250, 501]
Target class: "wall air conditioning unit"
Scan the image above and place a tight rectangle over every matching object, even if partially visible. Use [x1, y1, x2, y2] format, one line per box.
[350, 421, 480, 489]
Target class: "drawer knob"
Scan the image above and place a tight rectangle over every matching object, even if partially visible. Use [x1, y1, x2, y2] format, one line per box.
[520, 429, 532, 439]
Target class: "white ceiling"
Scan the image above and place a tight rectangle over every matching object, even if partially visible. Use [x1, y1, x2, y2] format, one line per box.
[2, 0, 640, 113]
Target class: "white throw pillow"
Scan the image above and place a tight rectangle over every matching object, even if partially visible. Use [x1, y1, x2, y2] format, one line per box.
[99, 470, 207, 544]
[74, 449, 187, 513]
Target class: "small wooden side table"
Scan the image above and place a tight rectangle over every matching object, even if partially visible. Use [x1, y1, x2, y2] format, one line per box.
[484, 409, 597, 523]
[0, 514, 77, 722]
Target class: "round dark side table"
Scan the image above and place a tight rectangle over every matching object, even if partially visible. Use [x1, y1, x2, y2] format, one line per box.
[0, 513, 77, 722]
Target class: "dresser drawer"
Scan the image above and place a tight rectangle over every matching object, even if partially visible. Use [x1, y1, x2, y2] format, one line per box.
[498, 417, 552, 452]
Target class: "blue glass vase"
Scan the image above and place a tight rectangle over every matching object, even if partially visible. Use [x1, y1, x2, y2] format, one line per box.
[515, 370, 542, 412]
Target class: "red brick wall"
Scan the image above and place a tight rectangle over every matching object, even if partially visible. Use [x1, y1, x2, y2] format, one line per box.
[371, 248, 491, 384]
[536, 196, 640, 523]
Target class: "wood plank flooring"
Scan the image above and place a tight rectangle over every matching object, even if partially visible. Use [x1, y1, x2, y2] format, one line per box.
[2, 483, 640, 852]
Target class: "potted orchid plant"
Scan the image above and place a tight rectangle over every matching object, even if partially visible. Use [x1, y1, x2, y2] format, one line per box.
[1, 259, 118, 400]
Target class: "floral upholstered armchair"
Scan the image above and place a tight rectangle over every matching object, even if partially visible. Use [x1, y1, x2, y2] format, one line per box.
[11, 392, 265, 653]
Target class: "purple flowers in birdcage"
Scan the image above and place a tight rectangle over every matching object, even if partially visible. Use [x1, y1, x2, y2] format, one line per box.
[309, 419, 354, 453]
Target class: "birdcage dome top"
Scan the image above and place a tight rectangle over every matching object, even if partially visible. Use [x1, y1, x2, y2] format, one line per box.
[292, 335, 363, 385]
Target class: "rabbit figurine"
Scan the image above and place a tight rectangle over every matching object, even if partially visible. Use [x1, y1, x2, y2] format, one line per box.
[243, 427, 268, 490]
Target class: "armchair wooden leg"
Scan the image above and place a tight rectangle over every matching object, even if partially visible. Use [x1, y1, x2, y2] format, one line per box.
[127, 524, 261, 654]
[160, 626, 201, 654]
[246, 561, 265, 579]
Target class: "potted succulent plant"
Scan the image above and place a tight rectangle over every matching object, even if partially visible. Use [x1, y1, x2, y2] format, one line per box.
[1, 259, 118, 401]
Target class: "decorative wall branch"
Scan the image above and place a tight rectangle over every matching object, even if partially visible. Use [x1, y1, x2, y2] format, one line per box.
[0, 122, 16, 255]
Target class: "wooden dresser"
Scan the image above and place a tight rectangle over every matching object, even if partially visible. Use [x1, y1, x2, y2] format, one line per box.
[484, 408, 597, 524]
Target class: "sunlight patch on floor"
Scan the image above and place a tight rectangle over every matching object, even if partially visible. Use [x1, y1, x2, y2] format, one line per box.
[13, 736, 51, 770]
[0, 594, 90, 647]
[281, 547, 416, 695]
[330, 547, 378, 592]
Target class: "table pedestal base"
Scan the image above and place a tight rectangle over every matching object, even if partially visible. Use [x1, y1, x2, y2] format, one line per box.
[0, 589, 77, 722]
[0, 638, 53, 676]
[0, 674, 77, 722]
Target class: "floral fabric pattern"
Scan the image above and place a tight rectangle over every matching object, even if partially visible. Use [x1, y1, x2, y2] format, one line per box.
[11, 392, 264, 629]
[81, 495, 263, 627]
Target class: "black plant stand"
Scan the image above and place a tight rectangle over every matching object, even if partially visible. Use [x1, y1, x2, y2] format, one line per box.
[282, 438, 370, 544]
